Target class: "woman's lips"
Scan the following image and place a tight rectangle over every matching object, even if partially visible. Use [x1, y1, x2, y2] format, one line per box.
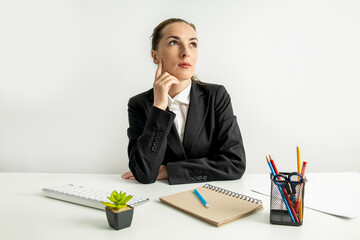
[178, 63, 191, 69]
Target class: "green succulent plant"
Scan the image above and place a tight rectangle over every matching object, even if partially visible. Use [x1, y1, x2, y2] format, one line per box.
[102, 190, 133, 210]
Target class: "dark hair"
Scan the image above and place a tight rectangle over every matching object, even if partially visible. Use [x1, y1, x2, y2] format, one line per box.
[150, 18, 200, 83]
[151, 18, 196, 51]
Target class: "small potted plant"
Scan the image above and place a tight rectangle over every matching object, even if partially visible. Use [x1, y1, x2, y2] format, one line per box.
[102, 190, 134, 230]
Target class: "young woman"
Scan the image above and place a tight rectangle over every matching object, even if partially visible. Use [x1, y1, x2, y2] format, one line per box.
[121, 18, 246, 185]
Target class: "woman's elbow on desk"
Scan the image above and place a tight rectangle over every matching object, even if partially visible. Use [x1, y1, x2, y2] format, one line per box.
[221, 158, 246, 181]
[126, 168, 158, 184]
[135, 166, 168, 184]
[135, 176, 157, 184]
[122, 170, 157, 184]
[126, 163, 166, 184]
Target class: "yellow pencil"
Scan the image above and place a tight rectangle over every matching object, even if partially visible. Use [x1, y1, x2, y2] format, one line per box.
[299, 200, 303, 220]
[297, 146, 303, 220]
[297, 146, 301, 173]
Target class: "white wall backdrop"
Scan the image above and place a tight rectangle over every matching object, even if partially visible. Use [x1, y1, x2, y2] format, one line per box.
[1, 0, 359, 174]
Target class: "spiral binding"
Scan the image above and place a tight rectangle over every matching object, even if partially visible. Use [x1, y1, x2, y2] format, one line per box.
[203, 184, 262, 204]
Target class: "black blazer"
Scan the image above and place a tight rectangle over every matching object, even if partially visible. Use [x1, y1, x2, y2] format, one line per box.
[127, 81, 246, 185]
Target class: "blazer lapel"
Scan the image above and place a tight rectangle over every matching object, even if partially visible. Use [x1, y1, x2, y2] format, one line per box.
[167, 125, 187, 160]
[182, 82, 210, 154]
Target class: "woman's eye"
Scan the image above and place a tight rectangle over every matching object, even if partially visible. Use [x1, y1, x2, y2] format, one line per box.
[190, 42, 197, 48]
[169, 41, 178, 46]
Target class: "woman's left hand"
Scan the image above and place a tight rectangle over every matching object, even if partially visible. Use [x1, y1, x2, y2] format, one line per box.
[157, 165, 168, 180]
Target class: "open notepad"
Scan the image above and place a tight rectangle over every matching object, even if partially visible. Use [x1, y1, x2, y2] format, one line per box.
[160, 184, 263, 227]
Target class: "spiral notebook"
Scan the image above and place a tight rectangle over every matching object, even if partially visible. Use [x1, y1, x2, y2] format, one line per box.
[159, 184, 263, 227]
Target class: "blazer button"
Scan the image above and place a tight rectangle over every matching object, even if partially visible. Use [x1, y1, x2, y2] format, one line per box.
[203, 176, 207, 181]
[151, 146, 157, 152]
[187, 177, 194, 182]
[197, 176, 203, 181]
[153, 142, 159, 147]
[155, 136, 161, 142]
[156, 131, 163, 137]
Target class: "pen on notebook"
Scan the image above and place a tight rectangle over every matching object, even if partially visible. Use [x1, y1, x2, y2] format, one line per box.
[194, 189, 210, 208]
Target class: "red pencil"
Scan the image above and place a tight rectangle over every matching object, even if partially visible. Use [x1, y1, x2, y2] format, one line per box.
[295, 161, 307, 213]
[269, 158, 279, 174]
[301, 161, 307, 177]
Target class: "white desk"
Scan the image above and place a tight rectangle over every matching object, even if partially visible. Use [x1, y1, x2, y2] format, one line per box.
[0, 173, 359, 240]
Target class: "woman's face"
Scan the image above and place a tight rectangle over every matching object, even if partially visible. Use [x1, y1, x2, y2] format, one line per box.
[152, 22, 198, 81]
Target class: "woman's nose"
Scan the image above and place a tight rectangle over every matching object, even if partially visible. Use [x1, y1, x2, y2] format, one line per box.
[180, 46, 190, 58]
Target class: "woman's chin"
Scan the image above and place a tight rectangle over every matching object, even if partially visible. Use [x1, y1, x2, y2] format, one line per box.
[177, 78, 192, 82]
[173, 73, 194, 81]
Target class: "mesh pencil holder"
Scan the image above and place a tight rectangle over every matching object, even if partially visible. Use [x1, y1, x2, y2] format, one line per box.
[270, 172, 306, 226]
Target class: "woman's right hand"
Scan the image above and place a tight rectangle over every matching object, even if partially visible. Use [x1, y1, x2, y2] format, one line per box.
[121, 166, 168, 181]
[121, 171, 136, 180]
[153, 60, 180, 110]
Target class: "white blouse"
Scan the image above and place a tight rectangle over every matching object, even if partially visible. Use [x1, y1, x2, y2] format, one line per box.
[167, 81, 192, 143]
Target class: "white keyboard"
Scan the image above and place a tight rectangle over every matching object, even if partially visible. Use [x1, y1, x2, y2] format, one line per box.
[42, 184, 149, 210]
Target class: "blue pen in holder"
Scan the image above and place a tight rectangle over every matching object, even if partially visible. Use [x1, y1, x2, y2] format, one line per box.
[270, 172, 306, 226]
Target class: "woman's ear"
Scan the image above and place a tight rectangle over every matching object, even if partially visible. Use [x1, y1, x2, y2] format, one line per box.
[151, 50, 159, 64]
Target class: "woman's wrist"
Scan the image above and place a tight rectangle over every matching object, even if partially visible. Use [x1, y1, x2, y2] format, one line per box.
[153, 102, 167, 110]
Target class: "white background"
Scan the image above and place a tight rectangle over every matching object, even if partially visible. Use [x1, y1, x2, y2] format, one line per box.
[1, 0, 359, 174]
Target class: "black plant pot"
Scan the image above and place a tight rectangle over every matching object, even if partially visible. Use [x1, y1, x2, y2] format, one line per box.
[105, 206, 134, 230]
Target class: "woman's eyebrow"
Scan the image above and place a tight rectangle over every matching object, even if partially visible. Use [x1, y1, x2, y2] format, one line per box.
[166, 36, 198, 41]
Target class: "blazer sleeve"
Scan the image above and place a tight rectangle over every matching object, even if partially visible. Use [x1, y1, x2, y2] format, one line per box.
[127, 97, 175, 184]
[166, 86, 246, 185]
